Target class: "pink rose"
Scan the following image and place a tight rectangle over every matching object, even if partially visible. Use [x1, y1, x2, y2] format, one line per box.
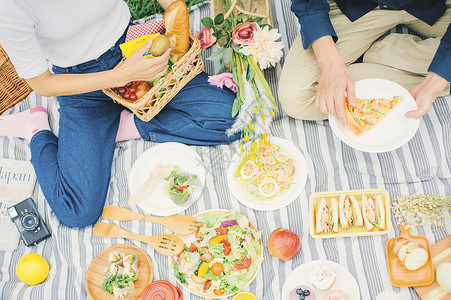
[208, 73, 238, 93]
[232, 22, 257, 45]
[194, 27, 216, 50]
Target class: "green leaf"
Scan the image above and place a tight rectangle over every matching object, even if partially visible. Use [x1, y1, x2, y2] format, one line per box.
[231, 96, 242, 117]
[231, 43, 242, 53]
[254, 17, 263, 25]
[246, 61, 254, 82]
[218, 60, 225, 73]
[222, 20, 231, 31]
[214, 13, 224, 25]
[223, 47, 232, 64]
[201, 17, 214, 29]
[206, 47, 226, 62]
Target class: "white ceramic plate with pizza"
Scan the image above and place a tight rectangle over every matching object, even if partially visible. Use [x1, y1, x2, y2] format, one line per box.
[329, 78, 420, 153]
[128, 142, 205, 216]
[281, 260, 360, 300]
[227, 137, 308, 211]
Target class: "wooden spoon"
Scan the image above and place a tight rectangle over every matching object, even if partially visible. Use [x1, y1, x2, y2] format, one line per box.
[93, 222, 185, 256]
[102, 205, 198, 236]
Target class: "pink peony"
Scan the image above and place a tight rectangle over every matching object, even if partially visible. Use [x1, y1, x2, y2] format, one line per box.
[194, 27, 216, 50]
[208, 73, 238, 93]
[232, 22, 257, 45]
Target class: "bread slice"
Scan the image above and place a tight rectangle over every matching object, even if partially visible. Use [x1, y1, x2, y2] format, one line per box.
[392, 238, 428, 271]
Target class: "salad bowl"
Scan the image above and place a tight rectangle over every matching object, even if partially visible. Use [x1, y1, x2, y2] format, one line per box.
[169, 209, 264, 298]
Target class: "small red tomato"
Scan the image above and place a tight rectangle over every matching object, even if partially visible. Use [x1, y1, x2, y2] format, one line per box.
[189, 243, 197, 253]
[214, 288, 225, 296]
[221, 240, 231, 256]
[128, 86, 137, 94]
[118, 87, 126, 94]
[123, 92, 130, 99]
[125, 82, 133, 88]
[234, 256, 252, 269]
[130, 94, 137, 101]
[215, 226, 227, 235]
[203, 280, 212, 291]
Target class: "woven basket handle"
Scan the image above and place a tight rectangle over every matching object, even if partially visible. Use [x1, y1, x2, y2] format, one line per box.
[224, 0, 269, 20]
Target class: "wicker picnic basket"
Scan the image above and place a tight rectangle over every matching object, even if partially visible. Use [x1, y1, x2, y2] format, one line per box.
[0, 45, 32, 114]
[211, 0, 273, 27]
[102, 34, 204, 122]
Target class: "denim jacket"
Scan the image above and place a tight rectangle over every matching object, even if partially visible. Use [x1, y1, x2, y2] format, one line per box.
[291, 0, 451, 82]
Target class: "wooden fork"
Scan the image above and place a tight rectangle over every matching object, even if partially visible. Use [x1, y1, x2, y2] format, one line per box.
[93, 222, 185, 256]
[102, 205, 198, 236]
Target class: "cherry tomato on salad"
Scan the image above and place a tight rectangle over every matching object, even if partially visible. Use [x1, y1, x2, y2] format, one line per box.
[175, 185, 188, 192]
[234, 256, 252, 269]
[203, 280, 212, 291]
[214, 288, 225, 295]
[189, 243, 197, 252]
[221, 240, 231, 256]
[215, 226, 228, 235]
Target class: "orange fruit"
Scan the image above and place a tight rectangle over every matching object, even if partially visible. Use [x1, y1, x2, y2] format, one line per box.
[16, 253, 49, 285]
[233, 291, 258, 300]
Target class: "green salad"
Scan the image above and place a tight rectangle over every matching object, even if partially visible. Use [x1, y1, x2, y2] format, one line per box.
[171, 211, 263, 297]
[164, 165, 197, 205]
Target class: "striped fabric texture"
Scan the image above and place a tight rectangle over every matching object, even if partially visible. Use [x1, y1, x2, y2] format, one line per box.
[0, 1, 450, 300]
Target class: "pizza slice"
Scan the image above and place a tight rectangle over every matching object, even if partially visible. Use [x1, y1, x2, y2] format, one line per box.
[344, 96, 402, 136]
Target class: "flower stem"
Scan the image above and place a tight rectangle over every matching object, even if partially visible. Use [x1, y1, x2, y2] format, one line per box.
[247, 56, 277, 111]
[235, 50, 245, 103]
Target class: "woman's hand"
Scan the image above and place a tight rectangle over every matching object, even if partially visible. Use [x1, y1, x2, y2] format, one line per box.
[118, 40, 172, 85]
[406, 72, 449, 118]
[312, 36, 356, 125]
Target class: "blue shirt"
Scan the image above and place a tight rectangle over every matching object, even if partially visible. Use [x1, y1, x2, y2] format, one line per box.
[291, 0, 451, 82]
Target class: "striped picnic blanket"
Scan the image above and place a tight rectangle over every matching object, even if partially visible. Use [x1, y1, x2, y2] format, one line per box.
[1, 1, 450, 300]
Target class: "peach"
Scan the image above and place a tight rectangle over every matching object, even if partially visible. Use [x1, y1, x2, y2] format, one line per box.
[267, 228, 301, 261]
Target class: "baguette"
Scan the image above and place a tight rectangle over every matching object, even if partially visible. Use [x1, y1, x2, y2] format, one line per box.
[362, 194, 385, 231]
[392, 238, 428, 271]
[316, 198, 339, 234]
[164, 0, 190, 62]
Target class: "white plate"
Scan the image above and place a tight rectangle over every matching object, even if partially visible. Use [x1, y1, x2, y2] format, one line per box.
[227, 137, 307, 211]
[281, 260, 360, 300]
[329, 78, 420, 153]
[128, 142, 206, 216]
[169, 209, 263, 299]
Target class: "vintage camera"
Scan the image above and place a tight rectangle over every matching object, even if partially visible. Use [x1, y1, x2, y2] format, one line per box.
[8, 198, 51, 247]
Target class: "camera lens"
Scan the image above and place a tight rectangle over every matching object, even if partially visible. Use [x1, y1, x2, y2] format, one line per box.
[21, 213, 39, 231]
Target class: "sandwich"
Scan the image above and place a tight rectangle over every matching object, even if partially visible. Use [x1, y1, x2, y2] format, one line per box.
[339, 194, 363, 229]
[316, 198, 339, 234]
[164, 0, 190, 62]
[361, 194, 385, 231]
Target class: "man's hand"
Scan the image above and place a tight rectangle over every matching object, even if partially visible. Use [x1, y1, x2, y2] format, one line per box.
[406, 72, 449, 118]
[312, 36, 356, 126]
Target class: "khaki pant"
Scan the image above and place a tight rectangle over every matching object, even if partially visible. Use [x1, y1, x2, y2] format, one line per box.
[278, 1, 451, 120]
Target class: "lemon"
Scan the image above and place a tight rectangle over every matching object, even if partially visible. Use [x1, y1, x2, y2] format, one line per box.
[233, 291, 258, 300]
[16, 253, 49, 285]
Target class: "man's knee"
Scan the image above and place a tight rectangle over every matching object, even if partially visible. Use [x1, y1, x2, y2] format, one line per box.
[52, 195, 103, 228]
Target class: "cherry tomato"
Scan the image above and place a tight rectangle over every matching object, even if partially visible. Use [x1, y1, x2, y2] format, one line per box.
[130, 94, 137, 101]
[123, 92, 130, 99]
[215, 226, 228, 235]
[118, 87, 126, 94]
[175, 185, 188, 192]
[128, 86, 137, 94]
[221, 240, 231, 256]
[211, 262, 225, 276]
[189, 243, 197, 253]
[234, 256, 252, 269]
[125, 82, 133, 88]
[203, 280, 212, 291]
[214, 288, 225, 296]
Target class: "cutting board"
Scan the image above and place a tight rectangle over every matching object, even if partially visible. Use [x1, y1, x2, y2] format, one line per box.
[414, 234, 451, 300]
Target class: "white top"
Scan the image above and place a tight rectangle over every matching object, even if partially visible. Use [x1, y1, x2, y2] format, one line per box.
[0, 0, 130, 79]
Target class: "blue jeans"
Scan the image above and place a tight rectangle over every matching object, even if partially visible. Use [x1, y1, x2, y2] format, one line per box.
[30, 26, 238, 228]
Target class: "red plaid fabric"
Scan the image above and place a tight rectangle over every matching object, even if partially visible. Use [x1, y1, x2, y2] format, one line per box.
[125, 21, 166, 42]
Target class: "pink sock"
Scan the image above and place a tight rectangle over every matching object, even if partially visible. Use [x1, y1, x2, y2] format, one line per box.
[0, 107, 50, 141]
[116, 110, 141, 143]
